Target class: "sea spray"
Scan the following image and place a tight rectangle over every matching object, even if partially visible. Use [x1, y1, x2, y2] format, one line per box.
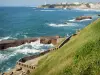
[48, 23, 78, 27]
[0, 39, 54, 72]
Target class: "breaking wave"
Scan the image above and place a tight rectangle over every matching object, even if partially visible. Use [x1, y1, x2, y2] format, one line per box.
[0, 36, 17, 41]
[78, 19, 92, 22]
[38, 9, 63, 12]
[40, 10, 56, 12]
[68, 19, 76, 22]
[68, 18, 92, 22]
[0, 39, 54, 72]
[73, 8, 100, 12]
[48, 23, 78, 27]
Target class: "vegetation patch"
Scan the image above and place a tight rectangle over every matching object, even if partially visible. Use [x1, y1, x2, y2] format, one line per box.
[31, 19, 100, 75]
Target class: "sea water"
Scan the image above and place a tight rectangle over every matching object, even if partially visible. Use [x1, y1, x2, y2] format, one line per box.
[0, 7, 100, 72]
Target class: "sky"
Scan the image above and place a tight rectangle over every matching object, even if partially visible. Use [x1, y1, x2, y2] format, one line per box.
[0, 0, 99, 7]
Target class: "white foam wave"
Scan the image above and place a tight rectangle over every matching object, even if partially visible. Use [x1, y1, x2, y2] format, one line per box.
[0, 54, 10, 62]
[40, 10, 56, 12]
[78, 19, 92, 22]
[23, 35, 28, 38]
[73, 8, 100, 12]
[68, 18, 92, 22]
[48, 23, 78, 27]
[68, 19, 76, 22]
[0, 39, 54, 72]
[0, 36, 17, 41]
[7, 39, 54, 54]
[33, 8, 36, 9]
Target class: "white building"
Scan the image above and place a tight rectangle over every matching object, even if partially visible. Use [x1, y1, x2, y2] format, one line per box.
[61, 2, 67, 5]
[89, 3, 100, 9]
[73, 2, 80, 5]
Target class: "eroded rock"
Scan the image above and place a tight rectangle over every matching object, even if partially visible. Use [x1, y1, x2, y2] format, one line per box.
[0, 38, 38, 50]
[76, 16, 92, 21]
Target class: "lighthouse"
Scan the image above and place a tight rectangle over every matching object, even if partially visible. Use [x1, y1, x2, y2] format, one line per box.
[45, 0, 47, 5]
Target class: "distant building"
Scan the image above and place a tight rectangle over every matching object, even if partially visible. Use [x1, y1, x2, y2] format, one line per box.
[61, 2, 67, 5]
[89, 3, 100, 9]
[73, 2, 80, 5]
[44, 0, 47, 5]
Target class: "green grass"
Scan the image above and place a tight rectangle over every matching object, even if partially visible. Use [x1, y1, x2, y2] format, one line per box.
[31, 19, 100, 75]
[56, 37, 66, 47]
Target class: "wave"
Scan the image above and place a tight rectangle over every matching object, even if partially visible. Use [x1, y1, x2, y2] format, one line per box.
[0, 39, 54, 72]
[8, 39, 54, 54]
[0, 36, 17, 41]
[68, 18, 92, 22]
[78, 19, 92, 22]
[48, 23, 78, 27]
[73, 8, 100, 12]
[33, 8, 36, 9]
[68, 19, 76, 22]
[40, 10, 56, 12]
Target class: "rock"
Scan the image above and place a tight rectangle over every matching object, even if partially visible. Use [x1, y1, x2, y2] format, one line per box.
[19, 50, 50, 63]
[64, 22, 67, 24]
[40, 36, 60, 45]
[19, 55, 38, 63]
[26, 70, 30, 74]
[76, 16, 92, 21]
[40, 38, 51, 44]
[0, 36, 60, 50]
[1, 73, 5, 75]
[16, 67, 22, 71]
[98, 14, 100, 16]
[0, 38, 38, 50]
[10, 72, 13, 75]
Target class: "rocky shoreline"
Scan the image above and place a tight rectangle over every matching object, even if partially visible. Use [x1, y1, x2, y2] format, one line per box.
[0, 36, 62, 74]
[0, 33, 77, 75]
[0, 15, 99, 75]
[0, 36, 60, 50]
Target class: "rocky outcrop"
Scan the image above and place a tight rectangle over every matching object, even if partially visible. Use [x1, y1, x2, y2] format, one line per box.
[0, 36, 60, 50]
[76, 16, 92, 21]
[98, 14, 100, 16]
[0, 38, 38, 50]
[40, 36, 60, 45]
[19, 50, 50, 63]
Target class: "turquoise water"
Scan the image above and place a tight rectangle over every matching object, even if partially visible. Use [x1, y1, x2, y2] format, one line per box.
[0, 7, 100, 72]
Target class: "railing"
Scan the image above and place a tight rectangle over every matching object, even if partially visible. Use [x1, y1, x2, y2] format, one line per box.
[58, 36, 72, 48]
[17, 62, 36, 69]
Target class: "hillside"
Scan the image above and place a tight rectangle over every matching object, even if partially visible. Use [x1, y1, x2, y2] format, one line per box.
[31, 19, 100, 75]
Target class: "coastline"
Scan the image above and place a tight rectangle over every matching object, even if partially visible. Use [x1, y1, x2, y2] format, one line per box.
[0, 7, 100, 74]
[0, 15, 100, 74]
[1, 18, 100, 75]
[37, 2, 100, 11]
[2, 33, 78, 75]
[0, 36, 64, 74]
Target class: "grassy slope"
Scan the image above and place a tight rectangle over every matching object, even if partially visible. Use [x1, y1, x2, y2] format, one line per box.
[31, 19, 100, 75]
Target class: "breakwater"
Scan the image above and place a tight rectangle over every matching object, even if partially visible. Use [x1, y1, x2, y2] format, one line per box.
[0, 36, 60, 50]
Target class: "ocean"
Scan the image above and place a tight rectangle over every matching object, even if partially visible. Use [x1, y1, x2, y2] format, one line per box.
[0, 7, 100, 72]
